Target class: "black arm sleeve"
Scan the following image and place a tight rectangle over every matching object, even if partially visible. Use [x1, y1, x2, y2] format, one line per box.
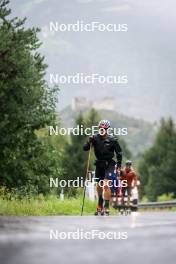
[83, 136, 94, 151]
[114, 139, 122, 166]
[83, 141, 91, 151]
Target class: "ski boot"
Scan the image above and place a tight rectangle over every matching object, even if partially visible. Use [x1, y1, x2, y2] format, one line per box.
[94, 206, 104, 216]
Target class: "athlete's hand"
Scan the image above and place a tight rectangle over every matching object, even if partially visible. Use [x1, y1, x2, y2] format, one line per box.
[89, 136, 94, 144]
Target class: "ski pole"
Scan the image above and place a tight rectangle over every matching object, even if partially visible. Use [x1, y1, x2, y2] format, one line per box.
[81, 143, 92, 216]
[116, 166, 120, 208]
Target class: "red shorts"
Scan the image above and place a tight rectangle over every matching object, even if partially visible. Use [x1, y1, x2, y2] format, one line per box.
[122, 186, 132, 196]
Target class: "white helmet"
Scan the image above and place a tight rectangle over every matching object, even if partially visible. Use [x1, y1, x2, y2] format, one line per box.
[98, 120, 111, 129]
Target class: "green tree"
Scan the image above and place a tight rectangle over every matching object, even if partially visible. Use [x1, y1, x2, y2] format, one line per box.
[138, 118, 176, 201]
[62, 113, 87, 196]
[0, 0, 59, 194]
[84, 108, 101, 129]
[84, 108, 101, 169]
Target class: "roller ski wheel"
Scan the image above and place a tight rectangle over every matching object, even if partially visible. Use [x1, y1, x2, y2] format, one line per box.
[122, 208, 131, 216]
[127, 208, 131, 215]
[119, 208, 129, 216]
[104, 210, 109, 216]
[94, 207, 104, 216]
[101, 210, 105, 216]
[120, 209, 124, 215]
[124, 209, 128, 216]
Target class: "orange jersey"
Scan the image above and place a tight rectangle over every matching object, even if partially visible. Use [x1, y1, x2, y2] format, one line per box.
[120, 168, 137, 186]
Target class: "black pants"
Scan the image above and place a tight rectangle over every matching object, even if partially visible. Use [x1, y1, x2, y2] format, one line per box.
[95, 159, 116, 182]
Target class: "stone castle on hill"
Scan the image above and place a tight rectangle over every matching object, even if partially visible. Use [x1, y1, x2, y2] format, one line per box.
[71, 97, 115, 111]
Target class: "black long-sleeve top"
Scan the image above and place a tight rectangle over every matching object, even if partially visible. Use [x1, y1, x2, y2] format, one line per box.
[83, 134, 122, 166]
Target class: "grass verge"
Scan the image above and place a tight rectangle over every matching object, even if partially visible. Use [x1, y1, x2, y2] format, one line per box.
[1, 195, 175, 216]
[0, 195, 98, 216]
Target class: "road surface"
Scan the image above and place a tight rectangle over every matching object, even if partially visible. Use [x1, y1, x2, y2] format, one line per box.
[0, 212, 176, 264]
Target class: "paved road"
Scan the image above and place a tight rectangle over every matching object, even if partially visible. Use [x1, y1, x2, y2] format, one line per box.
[0, 212, 176, 264]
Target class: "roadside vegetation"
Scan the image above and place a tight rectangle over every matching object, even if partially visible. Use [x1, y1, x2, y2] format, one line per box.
[0, 0, 176, 216]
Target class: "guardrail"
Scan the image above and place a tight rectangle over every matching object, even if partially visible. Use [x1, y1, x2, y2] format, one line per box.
[138, 200, 176, 209]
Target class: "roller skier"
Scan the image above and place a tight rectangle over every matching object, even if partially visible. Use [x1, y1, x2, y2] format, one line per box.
[83, 120, 122, 216]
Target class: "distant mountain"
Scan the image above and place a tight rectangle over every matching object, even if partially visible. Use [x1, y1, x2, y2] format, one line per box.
[10, 0, 176, 122]
[59, 106, 156, 155]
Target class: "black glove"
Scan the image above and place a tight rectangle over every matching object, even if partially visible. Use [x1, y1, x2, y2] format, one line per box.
[89, 136, 94, 144]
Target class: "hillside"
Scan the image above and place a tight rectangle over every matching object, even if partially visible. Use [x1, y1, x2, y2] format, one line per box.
[59, 106, 156, 155]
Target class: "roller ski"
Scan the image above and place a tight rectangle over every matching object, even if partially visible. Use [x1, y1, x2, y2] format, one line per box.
[119, 208, 124, 215]
[119, 206, 126, 215]
[94, 206, 105, 216]
[119, 206, 131, 215]
[94, 206, 110, 216]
